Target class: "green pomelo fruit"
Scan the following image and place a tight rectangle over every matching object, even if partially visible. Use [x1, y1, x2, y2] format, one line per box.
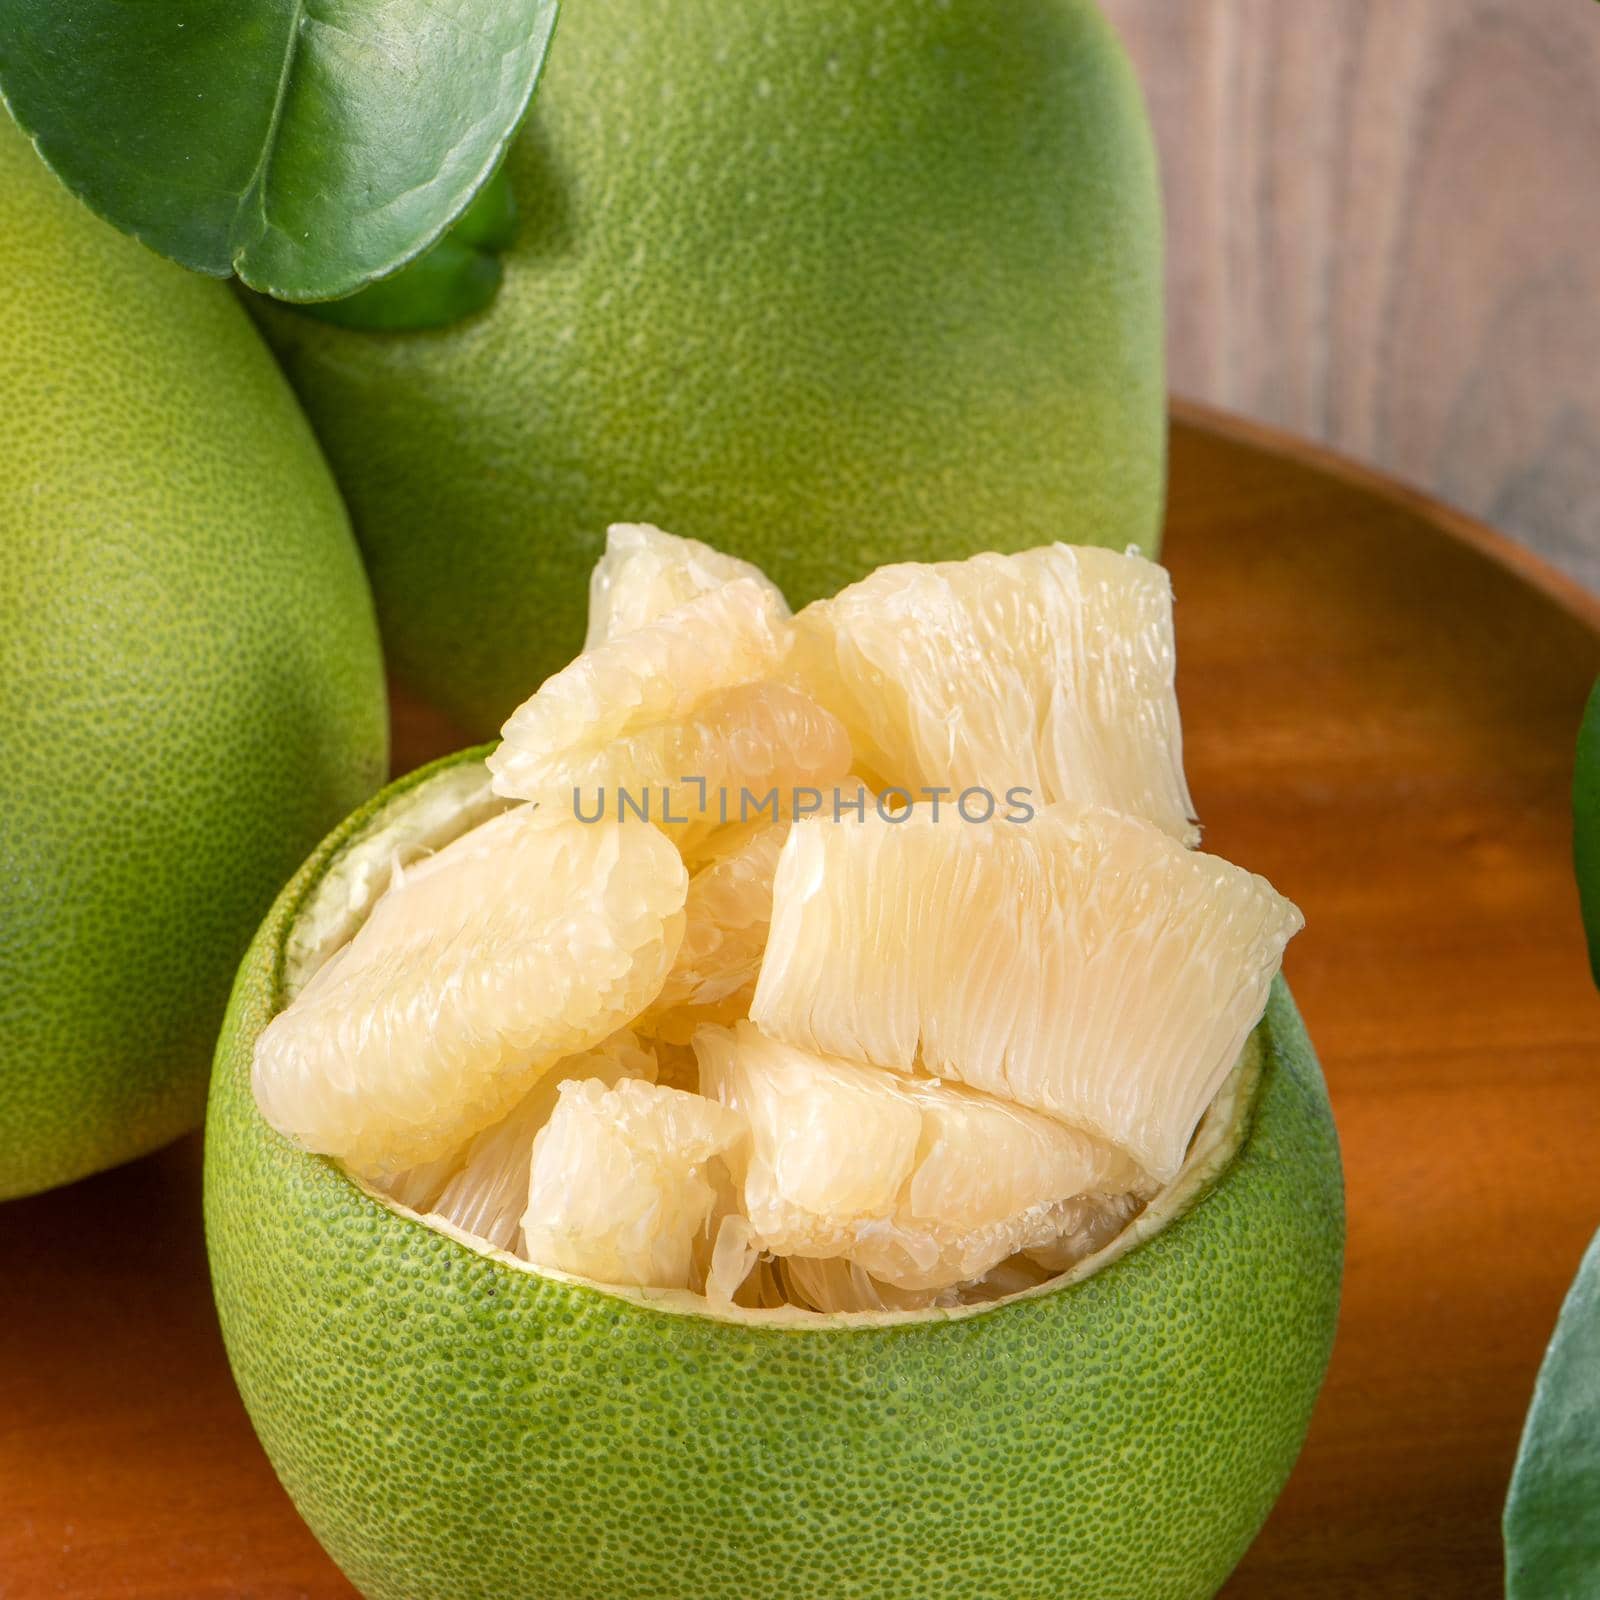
[205, 753, 1344, 1600]
[255, 0, 1165, 735]
[0, 115, 388, 1201]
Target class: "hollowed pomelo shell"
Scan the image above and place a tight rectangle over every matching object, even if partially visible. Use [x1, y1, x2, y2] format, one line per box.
[204, 750, 1344, 1600]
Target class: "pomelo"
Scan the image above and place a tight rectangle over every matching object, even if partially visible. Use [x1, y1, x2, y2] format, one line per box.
[205, 749, 1342, 1600]
[0, 115, 387, 1201]
[254, 0, 1165, 734]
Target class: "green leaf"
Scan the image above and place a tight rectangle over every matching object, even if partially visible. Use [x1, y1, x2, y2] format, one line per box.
[1505, 1227, 1600, 1597]
[1575, 680, 1600, 990]
[0, 0, 558, 303]
[284, 164, 517, 331]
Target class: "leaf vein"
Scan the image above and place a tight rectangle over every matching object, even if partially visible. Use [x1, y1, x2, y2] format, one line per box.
[231, 0, 310, 265]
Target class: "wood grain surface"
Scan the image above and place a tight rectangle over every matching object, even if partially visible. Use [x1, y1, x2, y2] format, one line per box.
[2, 406, 1598, 1599]
[1104, 0, 1600, 591]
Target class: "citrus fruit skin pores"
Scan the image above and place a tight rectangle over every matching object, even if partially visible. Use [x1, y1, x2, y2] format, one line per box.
[254, 0, 1166, 735]
[0, 115, 387, 1200]
[206, 754, 1344, 1600]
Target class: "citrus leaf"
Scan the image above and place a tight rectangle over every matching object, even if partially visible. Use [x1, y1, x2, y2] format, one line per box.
[1575, 680, 1600, 989]
[0, 0, 558, 303]
[284, 165, 517, 331]
[1505, 1227, 1600, 1597]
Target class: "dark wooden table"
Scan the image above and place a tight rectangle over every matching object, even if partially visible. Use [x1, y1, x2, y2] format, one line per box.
[4, 405, 1598, 1598]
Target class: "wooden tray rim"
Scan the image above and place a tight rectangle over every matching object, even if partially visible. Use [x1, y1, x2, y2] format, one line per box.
[1170, 398, 1600, 639]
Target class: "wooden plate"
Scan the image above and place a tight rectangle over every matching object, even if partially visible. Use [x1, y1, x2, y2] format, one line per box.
[4, 403, 1597, 1599]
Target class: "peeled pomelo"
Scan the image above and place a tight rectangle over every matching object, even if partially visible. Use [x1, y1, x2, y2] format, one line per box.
[522, 1076, 745, 1291]
[251, 805, 687, 1176]
[791, 543, 1197, 840]
[253, 0, 1165, 734]
[586, 524, 790, 649]
[381, 1030, 659, 1255]
[752, 804, 1303, 1181]
[0, 113, 386, 1201]
[695, 1022, 1148, 1292]
[205, 752, 1342, 1600]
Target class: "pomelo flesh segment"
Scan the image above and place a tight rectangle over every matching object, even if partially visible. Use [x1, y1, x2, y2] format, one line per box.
[771, 1192, 1154, 1314]
[491, 574, 851, 856]
[640, 826, 788, 1043]
[251, 807, 687, 1175]
[487, 577, 789, 803]
[790, 544, 1198, 843]
[519, 678, 849, 860]
[521, 1077, 746, 1290]
[750, 804, 1303, 1182]
[704, 1212, 763, 1305]
[585, 523, 790, 649]
[380, 1030, 659, 1255]
[777, 1255, 962, 1314]
[694, 1023, 1147, 1292]
[1025, 1190, 1152, 1273]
